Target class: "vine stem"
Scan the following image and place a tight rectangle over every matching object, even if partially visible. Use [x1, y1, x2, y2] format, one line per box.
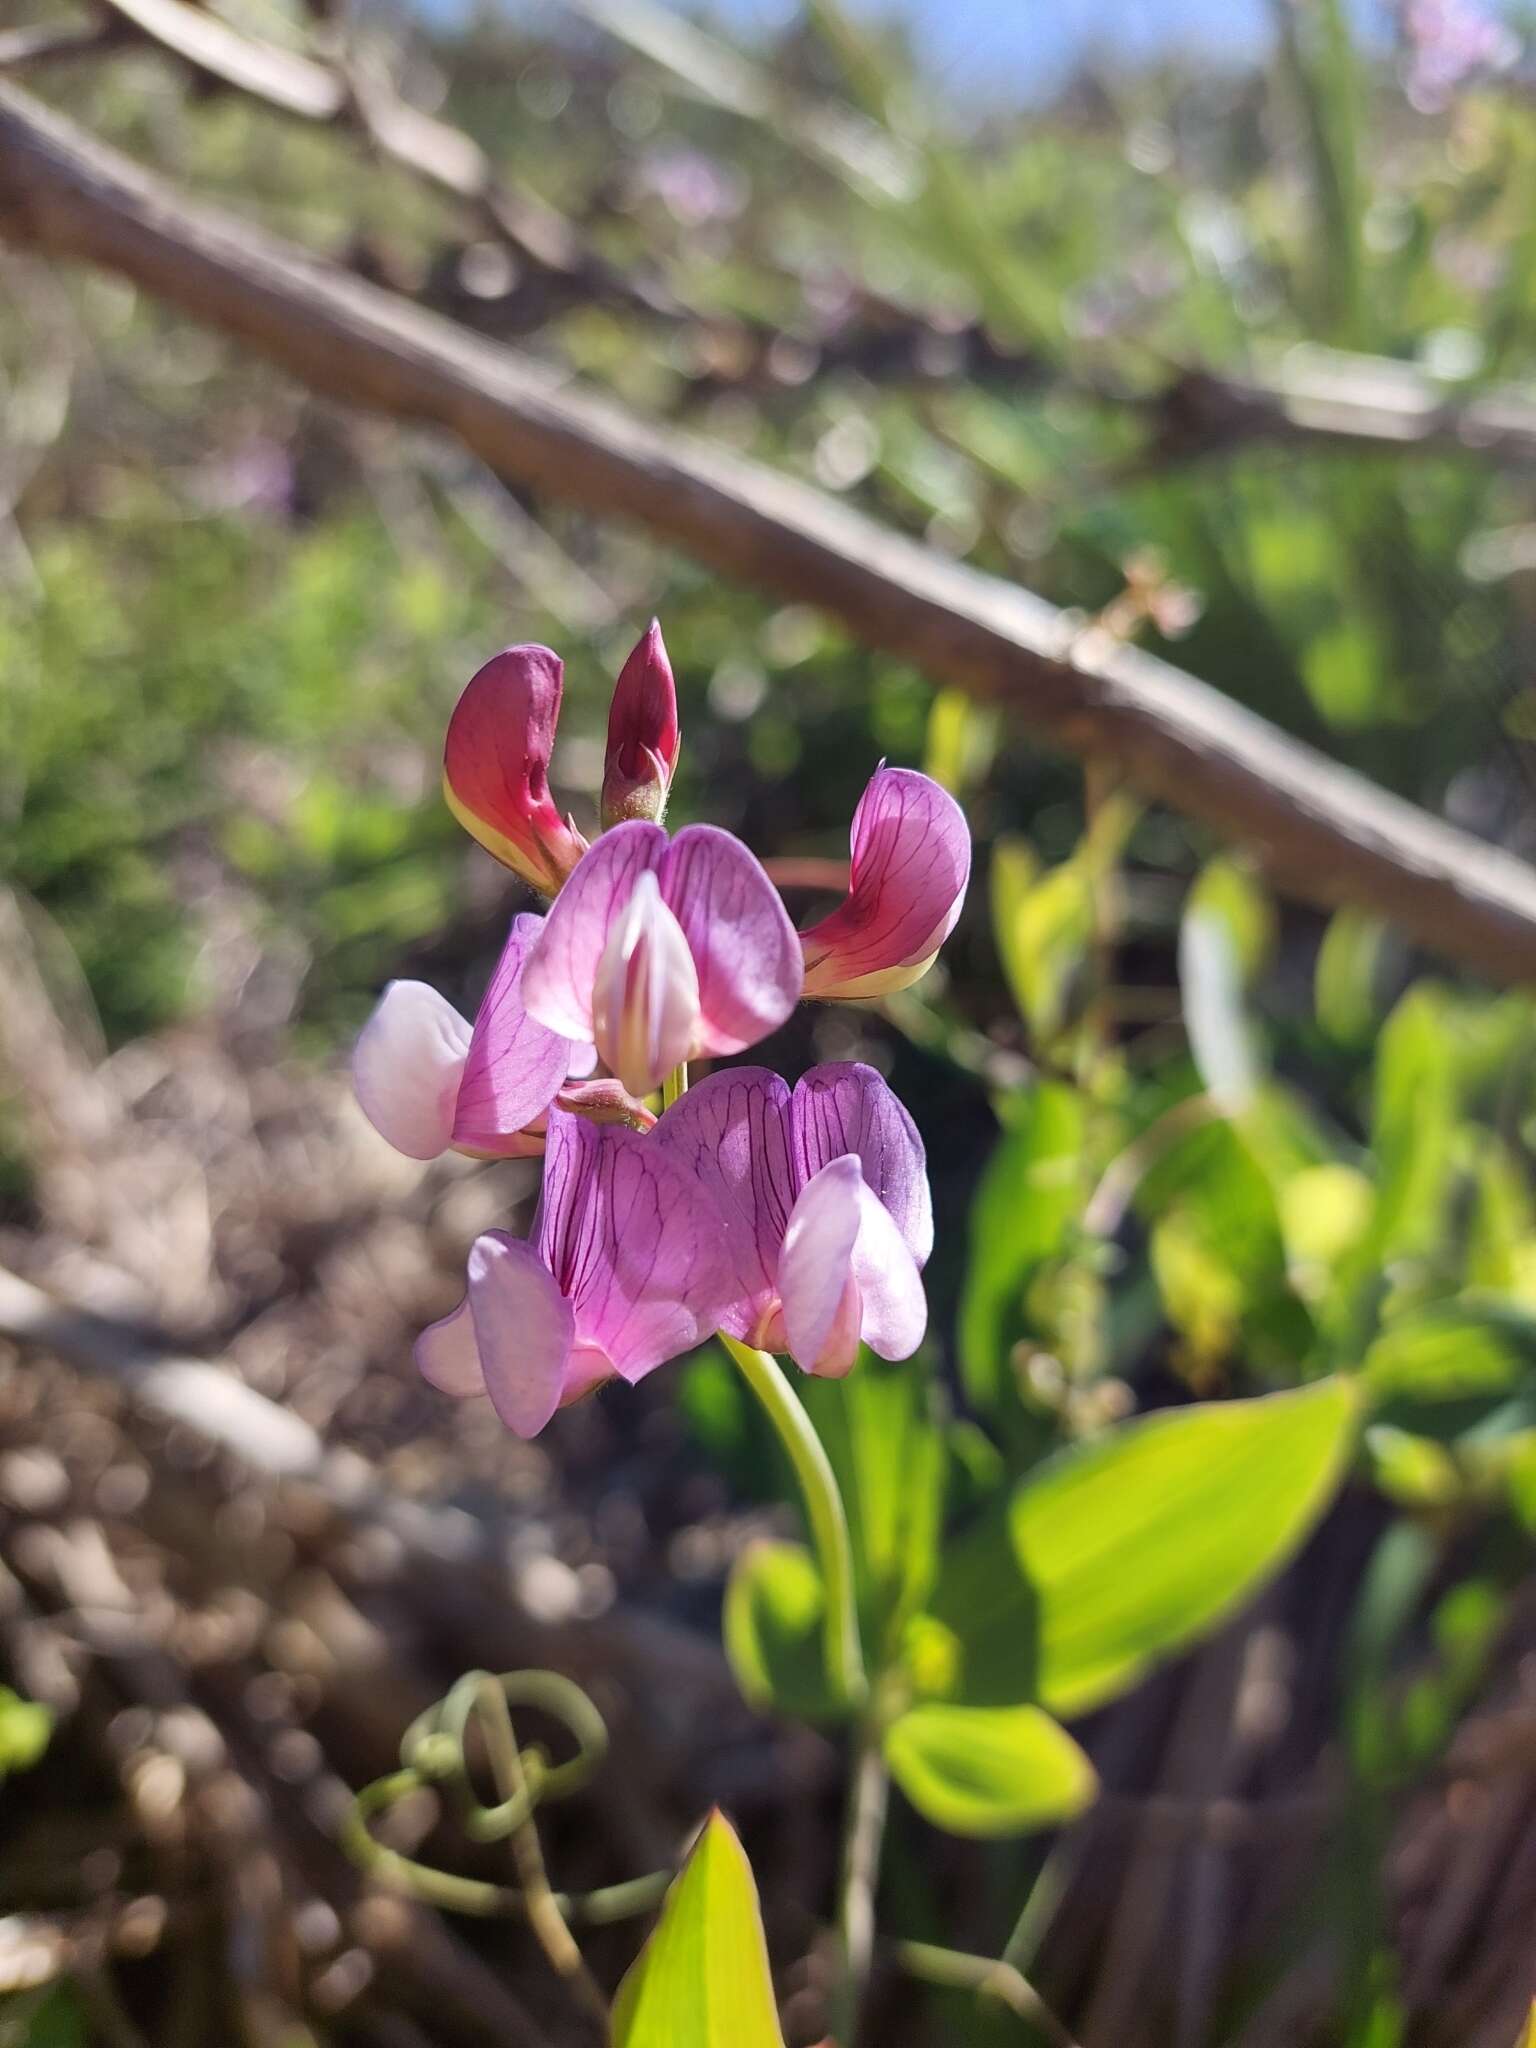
[661, 1061, 689, 1109]
[831, 1716, 889, 2047]
[718, 1335, 867, 1712]
[895, 1941, 1083, 2048]
[472, 1676, 610, 2035]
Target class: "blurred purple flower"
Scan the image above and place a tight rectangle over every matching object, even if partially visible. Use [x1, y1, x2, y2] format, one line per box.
[196, 436, 296, 518]
[1405, 0, 1519, 111]
[631, 144, 747, 226]
[653, 1062, 932, 1377]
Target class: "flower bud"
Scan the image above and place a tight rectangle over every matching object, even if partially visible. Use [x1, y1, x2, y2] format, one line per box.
[444, 646, 589, 894]
[601, 620, 681, 830]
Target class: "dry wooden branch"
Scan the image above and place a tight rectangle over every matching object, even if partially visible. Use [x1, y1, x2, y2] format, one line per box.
[92, 0, 687, 322]
[2, 81, 1536, 983]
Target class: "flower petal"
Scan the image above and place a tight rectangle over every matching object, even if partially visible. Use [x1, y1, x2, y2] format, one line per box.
[791, 1062, 933, 1265]
[800, 766, 971, 999]
[590, 868, 700, 1098]
[520, 822, 667, 1043]
[353, 980, 472, 1160]
[414, 1293, 488, 1398]
[777, 1156, 865, 1377]
[535, 1108, 732, 1384]
[451, 913, 578, 1156]
[658, 825, 802, 1055]
[652, 1067, 795, 1341]
[443, 645, 589, 893]
[466, 1231, 579, 1438]
[848, 1177, 927, 1362]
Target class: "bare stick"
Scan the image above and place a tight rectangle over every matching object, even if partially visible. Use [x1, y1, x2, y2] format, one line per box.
[2, 81, 1535, 983]
[93, 0, 687, 321]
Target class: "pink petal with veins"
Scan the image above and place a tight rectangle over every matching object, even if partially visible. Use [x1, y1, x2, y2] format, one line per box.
[657, 825, 802, 1055]
[521, 822, 667, 1042]
[416, 1232, 578, 1438]
[353, 980, 471, 1160]
[800, 766, 971, 999]
[535, 1109, 733, 1385]
[451, 913, 579, 1156]
[791, 1061, 933, 1265]
[650, 1067, 796, 1341]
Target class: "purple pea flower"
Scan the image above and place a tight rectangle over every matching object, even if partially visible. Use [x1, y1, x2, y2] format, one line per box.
[799, 766, 971, 1000]
[414, 1105, 733, 1436]
[1404, 0, 1519, 110]
[353, 913, 579, 1160]
[652, 1062, 932, 1377]
[520, 821, 802, 1100]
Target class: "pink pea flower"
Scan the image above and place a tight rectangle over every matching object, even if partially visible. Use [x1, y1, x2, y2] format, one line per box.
[443, 645, 590, 895]
[353, 913, 584, 1160]
[799, 766, 971, 1000]
[602, 619, 681, 829]
[520, 822, 802, 1100]
[653, 1062, 932, 1377]
[1405, 0, 1519, 110]
[414, 1106, 733, 1436]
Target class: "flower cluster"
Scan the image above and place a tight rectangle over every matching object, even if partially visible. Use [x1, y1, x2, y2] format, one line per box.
[354, 625, 970, 1435]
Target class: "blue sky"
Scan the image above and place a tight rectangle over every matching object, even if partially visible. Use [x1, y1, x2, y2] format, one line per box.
[699, 0, 1277, 102]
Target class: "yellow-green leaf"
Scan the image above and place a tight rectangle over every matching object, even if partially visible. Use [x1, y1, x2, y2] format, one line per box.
[884, 1702, 1096, 1838]
[612, 1812, 785, 2048]
[1013, 1380, 1359, 1715]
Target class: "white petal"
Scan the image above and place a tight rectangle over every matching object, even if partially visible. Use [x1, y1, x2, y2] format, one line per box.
[353, 981, 471, 1160]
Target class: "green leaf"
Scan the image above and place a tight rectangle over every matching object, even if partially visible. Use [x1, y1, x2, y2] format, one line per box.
[1179, 900, 1259, 1114]
[958, 1083, 1087, 1410]
[7, 1984, 87, 2048]
[1315, 908, 1389, 1045]
[991, 837, 1091, 1049]
[1369, 986, 1461, 1262]
[1363, 1300, 1536, 1404]
[883, 1702, 1096, 1839]
[1188, 858, 1274, 983]
[1363, 1424, 1463, 1508]
[612, 1811, 785, 2048]
[1013, 1380, 1359, 1715]
[919, 1497, 1039, 1707]
[723, 1541, 840, 1721]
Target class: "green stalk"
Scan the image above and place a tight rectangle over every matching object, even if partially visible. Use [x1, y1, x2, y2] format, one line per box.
[661, 1061, 689, 1109]
[831, 1714, 889, 2045]
[718, 1333, 867, 1711]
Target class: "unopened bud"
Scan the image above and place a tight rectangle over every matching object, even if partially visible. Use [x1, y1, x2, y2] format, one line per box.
[601, 620, 681, 830]
[444, 645, 589, 894]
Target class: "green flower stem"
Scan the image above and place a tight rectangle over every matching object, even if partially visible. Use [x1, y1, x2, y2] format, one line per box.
[661, 1061, 690, 1109]
[831, 1714, 889, 2046]
[894, 1941, 1082, 2047]
[718, 1334, 867, 1711]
